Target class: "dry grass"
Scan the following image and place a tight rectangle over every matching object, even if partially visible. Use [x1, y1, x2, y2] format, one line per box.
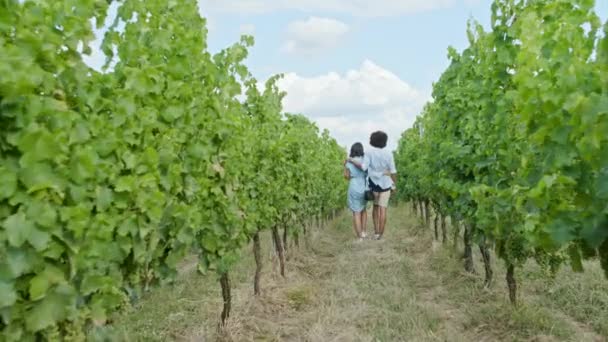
[96, 204, 608, 342]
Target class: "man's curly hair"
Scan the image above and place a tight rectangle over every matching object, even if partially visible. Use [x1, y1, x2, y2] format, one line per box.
[369, 131, 388, 149]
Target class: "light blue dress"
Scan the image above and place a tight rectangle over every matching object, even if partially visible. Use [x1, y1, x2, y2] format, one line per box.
[346, 158, 367, 213]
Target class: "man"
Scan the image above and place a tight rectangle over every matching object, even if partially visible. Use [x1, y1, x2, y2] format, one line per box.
[348, 131, 397, 240]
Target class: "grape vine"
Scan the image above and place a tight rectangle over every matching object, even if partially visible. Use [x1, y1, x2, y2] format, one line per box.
[395, 0, 608, 304]
[0, 0, 346, 339]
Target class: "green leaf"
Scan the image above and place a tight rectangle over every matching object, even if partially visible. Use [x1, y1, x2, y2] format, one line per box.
[2, 248, 34, 279]
[3, 212, 34, 247]
[28, 228, 51, 251]
[17, 128, 61, 166]
[26, 201, 57, 229]
[29, 275, 50, 301]
[0, 321, 23, 341]
[25, 287, 73, 332]
[96, 187, 113, 212]
[70, 147, 98, 183]
[117, 218, 137, 237]
[0, 166, 17, 199]
[117, 96, 136, 116]
[115, 176, 135, 192]
[160, 105, 183, 122]
[121, 151, 137, 170]
[20, 162, 65, 193]
[80, 275, 111, 295]
[0, 281, 17, 308]
[201, 235, 218, 252]
[69, 121, 91, 144]
[90, 300, 108, 325]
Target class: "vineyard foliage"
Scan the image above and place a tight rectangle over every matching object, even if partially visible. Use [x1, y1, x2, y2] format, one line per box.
[395, 0, 608, 285]
[0, 0, 346, 339]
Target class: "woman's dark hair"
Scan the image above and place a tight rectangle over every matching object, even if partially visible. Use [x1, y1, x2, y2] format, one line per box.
[369, 131, 388, 148]
[350, 142, 364, 158]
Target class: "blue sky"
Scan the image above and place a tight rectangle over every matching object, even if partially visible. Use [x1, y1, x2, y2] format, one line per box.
[203, 1, 608, 87]
[196, 0, 608, 150]
[86, 1, 608, 151]
[204, 1, 495, 92]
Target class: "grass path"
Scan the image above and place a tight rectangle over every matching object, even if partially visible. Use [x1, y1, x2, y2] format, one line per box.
[110, 205, 608, 341]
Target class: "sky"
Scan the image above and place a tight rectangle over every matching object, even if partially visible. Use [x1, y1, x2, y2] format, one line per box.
[85, 0, 608, 151]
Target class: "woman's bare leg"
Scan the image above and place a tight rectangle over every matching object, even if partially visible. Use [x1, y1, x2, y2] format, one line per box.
[352, 212, 362, 238]
[378, 207, 388, 236]
[372, 207, 379, 235]
[361, 209, 368, 237]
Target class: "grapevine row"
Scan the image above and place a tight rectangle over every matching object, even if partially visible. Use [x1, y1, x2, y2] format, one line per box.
[395, 0, 608, 303]
[0, 0, 346, 340]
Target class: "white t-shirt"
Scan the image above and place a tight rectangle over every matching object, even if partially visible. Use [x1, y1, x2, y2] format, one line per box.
[362, 147, 397, 190]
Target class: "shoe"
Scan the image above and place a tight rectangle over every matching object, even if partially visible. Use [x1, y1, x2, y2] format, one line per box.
[374, 234, 380, 240]
[361, 232, 368, 239]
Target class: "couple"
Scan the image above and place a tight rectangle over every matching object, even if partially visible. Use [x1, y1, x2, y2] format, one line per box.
[344, 131, 397, 242]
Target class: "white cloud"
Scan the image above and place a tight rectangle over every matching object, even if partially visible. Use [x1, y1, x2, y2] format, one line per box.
[239, 23, 256, 35]
[282, 17, 349, 55]
[199, 0, 458, 16]
[277, 60, 429, 150]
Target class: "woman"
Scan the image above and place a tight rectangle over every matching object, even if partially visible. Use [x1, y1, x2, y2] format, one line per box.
[344, 142, 368, 241]
[348, 131, 397, 240]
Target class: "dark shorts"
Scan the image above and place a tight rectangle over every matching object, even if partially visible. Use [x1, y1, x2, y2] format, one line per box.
[368, 178, 391, 193]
